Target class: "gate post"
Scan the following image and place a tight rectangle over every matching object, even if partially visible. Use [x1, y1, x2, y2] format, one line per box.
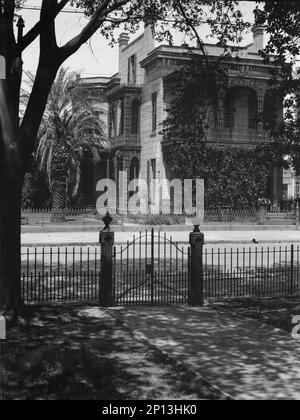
[99, 213, 115, 307]
[189, 225, 205, 306]
[258, 205, 266, 225]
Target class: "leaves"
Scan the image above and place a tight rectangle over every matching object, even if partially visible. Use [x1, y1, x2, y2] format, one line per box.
[255, 1, 300, 66]
[254, 1, 300, 174]
[164, 141, 272, 208]
[162, 55, 273, 208]
[23, 67, 109, 202]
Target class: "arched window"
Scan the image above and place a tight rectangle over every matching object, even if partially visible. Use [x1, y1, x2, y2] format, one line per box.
[109, 104, 116, 138]
[130, 157, 140, 181]
[224, 86, 258, 130]
[117, 156, 124, 173]
[131, 99, 139, 134]
[263, 90, 279, 131]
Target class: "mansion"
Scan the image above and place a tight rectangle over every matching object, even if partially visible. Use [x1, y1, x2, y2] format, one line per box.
[78, 25, 285, 208]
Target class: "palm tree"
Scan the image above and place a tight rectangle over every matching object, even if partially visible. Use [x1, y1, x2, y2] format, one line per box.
[23, 68, 109, 220]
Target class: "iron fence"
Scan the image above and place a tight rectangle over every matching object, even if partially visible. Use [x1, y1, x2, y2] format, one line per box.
[21, 246, 101, 303]
[21, 207, 298, 226]
[204, 245, 300, 300]
[204, 209, 259, 224]
[20, 242, 300, 305]
[113, 230, 190, 306]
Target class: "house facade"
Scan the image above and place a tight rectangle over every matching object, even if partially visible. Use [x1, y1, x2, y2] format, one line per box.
[283, 168, 300, 201]
[79, 25, 284, 209]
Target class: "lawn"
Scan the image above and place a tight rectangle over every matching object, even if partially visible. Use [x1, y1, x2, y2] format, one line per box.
[0, 304, 222, 400]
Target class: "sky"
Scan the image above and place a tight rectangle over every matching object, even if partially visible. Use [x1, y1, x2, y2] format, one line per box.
[20, 1, 257, 78]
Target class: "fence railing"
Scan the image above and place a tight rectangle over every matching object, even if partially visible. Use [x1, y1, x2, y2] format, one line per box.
[204, 245, 300, 300]
[21, 207, 300, 226]
[21, 247, 101, 303]
[113, 230, 190, 306]
[21, 242, 300, 305]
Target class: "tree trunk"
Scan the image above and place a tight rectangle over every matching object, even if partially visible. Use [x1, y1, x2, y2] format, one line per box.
[0, 157, 23, 322]
[51, 180, 67, 222]
[0, 76, 24, 323]
[0, 2, 65, 323]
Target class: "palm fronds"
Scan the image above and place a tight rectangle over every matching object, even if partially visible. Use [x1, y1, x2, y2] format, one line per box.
[22, 67, 110, 207]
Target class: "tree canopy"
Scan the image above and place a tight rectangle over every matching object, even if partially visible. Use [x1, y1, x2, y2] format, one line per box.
[162, 1, 300, 207]
[254, 1, 300, 174]
[0, 0, 251, 171]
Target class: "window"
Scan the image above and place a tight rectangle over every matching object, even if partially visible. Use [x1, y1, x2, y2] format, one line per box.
[224, 87, 258, 130]
[151, 159, 156, 179]
[147, 159, 156, 183]
[118, 100, 124, 136]
[109, 105, 116, 138]
[130, 157, 140, 181]
[152, 93, 157, 132]
[128, 55, 137, 84]
[282, 184, 288, 201]
[131, 99, 139, 134]
[147, 159, 157, 206]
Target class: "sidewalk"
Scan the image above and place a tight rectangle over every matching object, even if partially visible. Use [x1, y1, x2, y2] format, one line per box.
[108, 306, 300, 400]
[21, 229, 300, 247]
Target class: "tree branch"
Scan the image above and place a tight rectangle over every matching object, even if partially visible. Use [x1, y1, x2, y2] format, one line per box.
[174, 0, 210, 69]
[59, 0, 129, 62]
[2, 0, 16, 52]
[39, 0, 60, 55]
[19, 0, 63, 167]
[19, 0, 129, 167]
[19, 0, 69, 52]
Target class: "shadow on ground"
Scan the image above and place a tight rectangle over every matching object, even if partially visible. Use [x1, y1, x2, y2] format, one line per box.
[108, 305, 300, 400]
[214, 295, 300, 333]
[1, 305, 220, 400]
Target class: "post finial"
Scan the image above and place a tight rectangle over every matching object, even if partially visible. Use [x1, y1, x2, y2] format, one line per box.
[102, 212, 113, 231]
[17, 16, 25, 44]
[17, 16, 25, 29]
[193, 225, 201, 233]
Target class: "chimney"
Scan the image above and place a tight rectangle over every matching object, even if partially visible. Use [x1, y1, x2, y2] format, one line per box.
[252, 25, 264, 52]
[143, 23, 155, 56]
[118, 33, 130, 49]
[118, 33, 130, 70]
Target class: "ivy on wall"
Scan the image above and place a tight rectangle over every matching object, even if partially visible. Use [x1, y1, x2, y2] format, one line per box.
[162, 56, 284, 208]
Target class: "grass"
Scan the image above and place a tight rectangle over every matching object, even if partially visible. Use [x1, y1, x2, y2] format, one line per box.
[0, 304, 222, 400]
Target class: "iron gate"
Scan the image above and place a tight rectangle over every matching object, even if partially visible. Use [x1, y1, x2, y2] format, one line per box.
[113, 229, 190, 305]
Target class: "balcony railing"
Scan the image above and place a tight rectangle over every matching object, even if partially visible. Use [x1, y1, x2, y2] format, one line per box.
[110, 134, 141, 148]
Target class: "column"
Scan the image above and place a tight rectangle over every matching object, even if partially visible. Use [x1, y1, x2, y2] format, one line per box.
[189, 227, 205, 306]
[99, 220, 115, 307]
[257, 85, 266, 140]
